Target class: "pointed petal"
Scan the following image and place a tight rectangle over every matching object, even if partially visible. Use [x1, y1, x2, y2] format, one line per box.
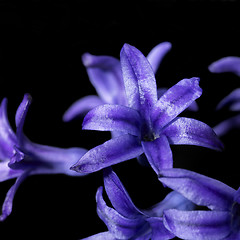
[144, 191, 195, 217]
[71, 134, 143, 174]
[82, 104, 141, 136]
[120, 44, 158, 121]
[62, 95, 104, 122]
[82, 53, 125, 105]
[214, 114, 240, 136]
[147, 217, 175, 240]
[96, 186, 148, 240]
[103, 168, 143, 218]
[81, 231, 115, 240]
[0, 98, 17, 160]
[216, 88, 240, 111]
[152, 78, 202, 132]
[147, 42, 172, 74]
[142, 135, 173, 174]
[209, 56, 240, 77]
[159, 168, 236, 211]
[163, 117, 224, 151]
[163, 209, 231, 240]
[0, 171, 29, 221]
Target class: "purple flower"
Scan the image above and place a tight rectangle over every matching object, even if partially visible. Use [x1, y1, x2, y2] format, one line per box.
[0, 94, 87, 221]
[81, 168, 195, 240]
[209, 56, 240, 136]
[159, 168, 240, 239]
[63, 42, 197, 123]
[71, 44, 223, 175]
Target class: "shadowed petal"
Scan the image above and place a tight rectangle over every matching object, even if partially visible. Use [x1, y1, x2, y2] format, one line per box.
[163, 117, 224, 151]
[142, 135, 173, 174]
[0, 161, 22, 182]
[71, 134, 143, 173]
[152, 78, 202, 132]
[63, 95, 104, 122]
[103, 168, 143, 218]
[0, 171, 29, 221]
[96, 186, 148, 239]
[0, 98, 17, 160]
[214, 114, 240, 136]
[209, 56, 240, 77]
[163, 209, 231, 240]
[147, 42, 172, 74]
[81, 231, 115, 240]
[216, 88, 240, 111]
[82, 104, 141, 136]
[82, 53, 124, 104]
[120, 44, 158, 121]
[159, 168, 236, 211]
[147, 217, 175, 240]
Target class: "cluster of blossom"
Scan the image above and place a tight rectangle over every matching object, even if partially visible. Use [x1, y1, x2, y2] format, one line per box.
[0, 42, 240, 239]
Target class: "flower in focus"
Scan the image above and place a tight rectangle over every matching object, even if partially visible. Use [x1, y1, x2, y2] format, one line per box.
[63, 42, 198, 123]
[81, 168, 195, 240]
[159, 168, 240, 239]
[71, 44, 223, 175]
[0, 94, 87, 221]
[209, 56, 240, 136]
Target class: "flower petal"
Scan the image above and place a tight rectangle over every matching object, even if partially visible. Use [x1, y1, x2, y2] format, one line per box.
[216, 88, 240, 111]
[120, 44, 158, 121]
[82, 53, 125, 105]
[147, 42, 172, 74]
[81, 232, 115, 240]
[82, 104, 141, 136]
[62, 95, 104, 122]
[96, 186, 148, 239]
[0, 171, 29, 221]
[214, 114, 240, 136]
[103, 168, 143, 218]
[159, 168, 236, 211]
[152, 77, 202, 132]
[71, 134, 143, 174]
[163, 209, 231, 240]
[0, 161, 22, 182]
[147, 217, 175, 240]
[209, 56, 240, 77]
[163, 117, 224, 151]
[142, 135, 173, 174]
[0, 98, 17, 160]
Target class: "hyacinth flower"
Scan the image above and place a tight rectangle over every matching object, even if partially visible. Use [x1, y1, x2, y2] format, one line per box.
[0, 94, 87, 221]
[209, 56, 240, 136]
[63, 42, 198, 123]
[159, 168, 240, 239]
[71, 44, 223, 175]
[82, 168, 195, 240]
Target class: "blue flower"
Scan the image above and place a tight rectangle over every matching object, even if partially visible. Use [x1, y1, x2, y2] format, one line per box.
[159, 168, 240, 239]
[209, 56, 240, 136]
[81, 168, 195, 240]
[0, 94, 87, 221]
[71, 44, 223, 175]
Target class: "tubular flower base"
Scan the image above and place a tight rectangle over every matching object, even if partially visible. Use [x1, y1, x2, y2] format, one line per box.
[0, 94, 87, 221]
[71, 44, 223, 175]
[81, 168, 195, 240]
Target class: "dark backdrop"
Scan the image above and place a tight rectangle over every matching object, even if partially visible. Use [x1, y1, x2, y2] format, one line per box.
[0, 1, 240, 239]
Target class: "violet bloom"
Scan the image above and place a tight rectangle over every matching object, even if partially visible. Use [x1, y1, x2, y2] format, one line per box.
[159, 168, 240, 239]
[209, 57, 240, 136]
[63, 42, 197, 122]
[0, 94, 87, 221]
[71, 44, 222, 175]
[82, 168, 195, 240]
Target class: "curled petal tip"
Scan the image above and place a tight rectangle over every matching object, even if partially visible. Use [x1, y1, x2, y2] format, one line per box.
[81, 53, 93, 67]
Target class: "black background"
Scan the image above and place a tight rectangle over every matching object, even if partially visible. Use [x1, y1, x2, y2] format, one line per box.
[0, 0, 240, 239]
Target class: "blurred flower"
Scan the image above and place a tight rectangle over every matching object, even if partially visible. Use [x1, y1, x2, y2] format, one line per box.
[0, 94, 87, 221]
[71, 44, 222, 175]
[159, 168, 240, 240]
[81, 168, 194, 240]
